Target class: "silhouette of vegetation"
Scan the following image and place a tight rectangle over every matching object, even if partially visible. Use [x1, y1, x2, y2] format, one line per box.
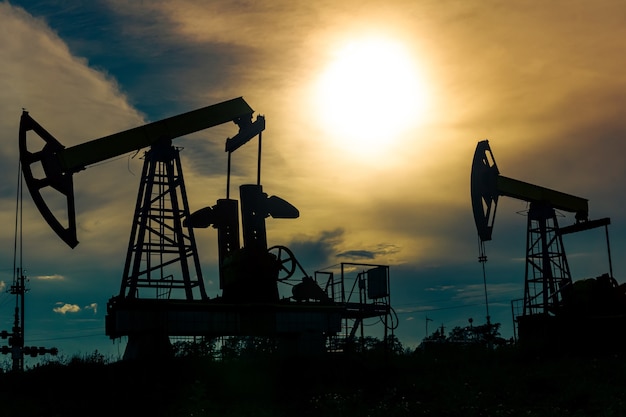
[420, 319, 510, 350]
[2, 337, 626, 416]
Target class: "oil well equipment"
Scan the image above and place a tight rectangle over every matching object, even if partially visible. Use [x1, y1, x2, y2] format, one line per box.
[18, 97, 394, 359]
[471, 139, 626, 351]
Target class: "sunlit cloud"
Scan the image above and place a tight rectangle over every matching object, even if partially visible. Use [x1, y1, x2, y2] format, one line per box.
[2, 0, 626, 356]
[84, 303, 98, 314]
[35, 274, 65, 281]
[0, 2, 146, 273]
[337, 244, 402, 261]
[53, 303, 81, 314]
[0, 281, 5, 292]
[337, 250, 375, 260]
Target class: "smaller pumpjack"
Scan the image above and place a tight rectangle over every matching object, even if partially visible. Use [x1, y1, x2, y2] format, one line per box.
[471, 140, 621, 351]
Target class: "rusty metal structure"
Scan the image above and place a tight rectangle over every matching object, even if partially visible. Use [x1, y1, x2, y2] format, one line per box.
[18, 98, 393, 359]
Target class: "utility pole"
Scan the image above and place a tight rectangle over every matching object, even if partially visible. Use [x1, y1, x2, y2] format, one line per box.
[425, 316, 433, 338]
[2, 165, 58, 371]
[1, 269, 57, 372]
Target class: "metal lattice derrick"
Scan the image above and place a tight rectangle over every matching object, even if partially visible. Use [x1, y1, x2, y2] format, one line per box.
[120, 142, 206, 301]
[523, 204, 572, 316]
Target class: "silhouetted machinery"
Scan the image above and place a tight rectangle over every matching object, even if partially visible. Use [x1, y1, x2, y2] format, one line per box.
[19, 98, 393, 358]
[471, 140, 626, 351]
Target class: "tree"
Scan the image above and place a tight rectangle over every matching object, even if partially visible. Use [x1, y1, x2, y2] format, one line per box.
[172, 337, 217, 359]
[419, 320, 508, 350]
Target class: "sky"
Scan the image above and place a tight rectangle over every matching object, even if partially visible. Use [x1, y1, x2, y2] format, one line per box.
[1, 0, 626, 364]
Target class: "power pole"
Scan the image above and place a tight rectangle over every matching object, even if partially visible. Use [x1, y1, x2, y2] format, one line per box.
[2, 165, 58, 371]
[1, 269, 57, 372]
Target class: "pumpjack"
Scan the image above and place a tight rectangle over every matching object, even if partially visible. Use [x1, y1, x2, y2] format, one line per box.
[19, 97, 393, 359]
[471, 140, 626, 351]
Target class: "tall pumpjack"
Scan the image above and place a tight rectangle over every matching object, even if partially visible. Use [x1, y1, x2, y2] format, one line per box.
[19, 98, 267, 356]
[471, 140, 613, 343]
[19, 98, 334, 359]
[19, 98, 265, 301]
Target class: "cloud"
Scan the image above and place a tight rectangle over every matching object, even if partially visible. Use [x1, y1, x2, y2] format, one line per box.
[287, 228, 345, 270]
[425, 285, 456, 292]
[336, 250, 375, 260]
[53, 303, 81, 314]
[337, 244, 402, 261]
[35, 274, 64, 281]
[3, 0, 626, 352]
[0, 281, 5, 292]
[451, 283, 521, 305]
[84, 303, 98, 314]
[396, 305, 438, 314]
[0, 3, 147, 271]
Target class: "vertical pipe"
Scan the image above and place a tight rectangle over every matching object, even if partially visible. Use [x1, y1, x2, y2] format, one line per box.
[257, 131, 262, 185]
[20, 272, 24, 372]
[511, 300, 517, 344]
[605, 224, 614, 278]
[479, 240, 490, 323]
[226, 152, 232, 199]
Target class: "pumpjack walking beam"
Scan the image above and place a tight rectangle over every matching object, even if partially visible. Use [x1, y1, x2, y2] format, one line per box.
[19, 97, 264, 248]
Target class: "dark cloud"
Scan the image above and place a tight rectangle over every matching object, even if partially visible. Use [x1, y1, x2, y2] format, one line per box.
[287, 228, 345, 271]
[336, 250, 375, 260]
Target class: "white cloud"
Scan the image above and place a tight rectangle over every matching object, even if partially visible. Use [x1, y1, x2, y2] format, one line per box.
[35, 274, 64, 281]
[84, 303, 98, 314]
[0, 281, 5, 292]
[53, 303, 81, 314]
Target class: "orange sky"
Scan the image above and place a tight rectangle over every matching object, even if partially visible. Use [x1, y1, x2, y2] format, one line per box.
[1, 0, 625, 357]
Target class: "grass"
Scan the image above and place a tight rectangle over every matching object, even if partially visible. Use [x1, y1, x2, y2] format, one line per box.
[1, 346, 626, 416]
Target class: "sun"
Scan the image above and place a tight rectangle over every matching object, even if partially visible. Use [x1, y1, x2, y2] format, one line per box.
[313, 36, 429, 157]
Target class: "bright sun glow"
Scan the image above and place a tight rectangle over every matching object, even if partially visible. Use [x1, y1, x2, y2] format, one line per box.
[314, 37, 429, 157]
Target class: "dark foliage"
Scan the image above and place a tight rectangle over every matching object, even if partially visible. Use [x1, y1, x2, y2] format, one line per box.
[2, 343, 626, 416]
[421, 320, 510, 350]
